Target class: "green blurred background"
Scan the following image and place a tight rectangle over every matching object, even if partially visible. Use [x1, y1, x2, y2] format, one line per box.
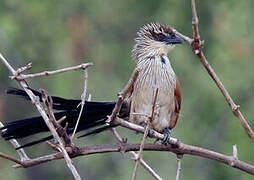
[0, 0, 254, 179]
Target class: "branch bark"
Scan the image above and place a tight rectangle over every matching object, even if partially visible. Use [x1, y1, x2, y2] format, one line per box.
[176, 154, 183, 180]
[71, 68, 89, 140]
[41, 90, 81, 180]
[10, 63, 93, 80]
[169, 1, 254, 143]
[189, 0, 254, 143]
[132, 88, 159, 180]
[0, 53, 82, 180]
[106, 68, 139, 125]
[111, 128, 162, 180]
[7, 142, 254, 175]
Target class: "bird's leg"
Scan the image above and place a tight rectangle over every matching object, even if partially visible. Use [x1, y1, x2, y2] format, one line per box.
[162, 127, 171, 144]
[140, 121, 153, 138]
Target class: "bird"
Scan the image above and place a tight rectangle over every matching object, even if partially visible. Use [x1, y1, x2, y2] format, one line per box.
[0, 23, 182, 149]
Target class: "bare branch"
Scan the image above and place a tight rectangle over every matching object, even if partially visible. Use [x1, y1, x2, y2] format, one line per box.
[132, 88, 159, 180]
[106, 68, 140, 125]
[116, 117, 179, 145]
[0, 152, 24, 166]
[0, 122, 29, 161]
[11, 63, 93, 80]
[0, 53, 82, 180]
[41, 89, 81, 180]
[188, 0, 254, 143]
[111, 128, 162, 180]
[176, 154, 183, 180]
[191, 0, 200, 41]
[169, 1, 254, 143]
[8, 143, 254, 175]
[12, 62, 32, 79]
[71, 68, 88, 140]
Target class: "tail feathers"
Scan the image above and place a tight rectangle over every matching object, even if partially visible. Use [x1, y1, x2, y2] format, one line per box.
[14, 119, 112, 149]
[16, 119, 114, 149]
[6, 88, 117, 111]
[7, 88, 81, 111]
[1, 116, 49, 140]
[1, 106, 115, 140]
[2, 88, 125, 148]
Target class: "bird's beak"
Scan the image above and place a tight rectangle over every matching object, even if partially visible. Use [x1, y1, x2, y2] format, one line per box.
[164, 35, 182, 45]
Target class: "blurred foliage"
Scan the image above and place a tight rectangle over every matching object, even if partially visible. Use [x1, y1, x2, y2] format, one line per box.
[0, 0, 254, 179]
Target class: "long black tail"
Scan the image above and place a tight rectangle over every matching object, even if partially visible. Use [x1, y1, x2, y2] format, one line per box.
[1, 88, 126, 149]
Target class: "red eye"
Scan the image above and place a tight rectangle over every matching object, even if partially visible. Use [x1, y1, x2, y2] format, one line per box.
[157, 34, 164, 40]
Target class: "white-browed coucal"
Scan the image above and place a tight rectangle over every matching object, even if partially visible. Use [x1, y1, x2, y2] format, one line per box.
[1, 23, 182, 148]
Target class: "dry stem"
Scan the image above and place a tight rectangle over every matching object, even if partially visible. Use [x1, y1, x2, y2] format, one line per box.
[0, 53, 82, 180]
[6, 142, 254, 175]
[111, 128, 162, 180]
[168, 0, 254, 143]
[10, 63, 93, 80]
[71, 68, 88, 140]
[41, 90, 81, 180]
[189, 0, 254, 143]
[176, 154, 183, 180]
[106, 68, 139, 125]
[132, 89, 159, 180]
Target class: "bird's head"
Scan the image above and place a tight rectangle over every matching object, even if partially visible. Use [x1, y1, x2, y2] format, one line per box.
[132, 23, 182, 62]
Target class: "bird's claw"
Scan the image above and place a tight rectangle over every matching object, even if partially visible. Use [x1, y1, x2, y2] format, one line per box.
[148, 128, 153, 138]
[162, 127, 171, 145]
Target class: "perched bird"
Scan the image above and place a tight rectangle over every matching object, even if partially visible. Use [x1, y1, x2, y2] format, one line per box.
[1, 23, 182, 148]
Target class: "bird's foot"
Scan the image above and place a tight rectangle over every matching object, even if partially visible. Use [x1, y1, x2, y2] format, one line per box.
[140, 122, 153, 138]
[162, 127, 171, 145]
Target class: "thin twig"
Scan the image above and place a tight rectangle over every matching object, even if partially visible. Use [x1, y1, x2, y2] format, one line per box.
[0, 122, 29, 161]
[191, 0, 200, 41]
[132, 89, 159, 180]
[0, 53, 81, 180]
[111, 128, 162, 180]
[0, 53, 30, 161]
[41, 90, 81, 180]
[10, 63, 93, 80]
[176, 154, 183, 180]
[189, 0, 254, 143]
[13, 62, 32, 78]
[116, 117, 179, 145]
[71, 68, 88, 140]
[0, 152, 24, 166]
[106, 68, 139, 125]
[170, 1, 254, 143]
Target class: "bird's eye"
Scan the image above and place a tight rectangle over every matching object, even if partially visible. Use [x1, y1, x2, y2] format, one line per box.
[157, 33, 164, 40]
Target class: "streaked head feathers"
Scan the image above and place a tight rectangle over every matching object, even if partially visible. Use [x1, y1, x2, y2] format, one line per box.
[132, 23, 182, 61]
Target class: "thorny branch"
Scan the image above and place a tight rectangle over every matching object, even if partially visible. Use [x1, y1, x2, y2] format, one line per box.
[171, 0, 254, 144]
[132, 88, 159, 180]
[41, 90, 81, 180]
[5, 140, 254, 176]
[10, 63, 93, 80]
[0, 53, 83, 180]
[71, 68, 89, 140]
[190, 0, 254, 143]
[111, 128, 162, 180]
[176, 154, 183, 180]
[106, 68, 139, 125]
